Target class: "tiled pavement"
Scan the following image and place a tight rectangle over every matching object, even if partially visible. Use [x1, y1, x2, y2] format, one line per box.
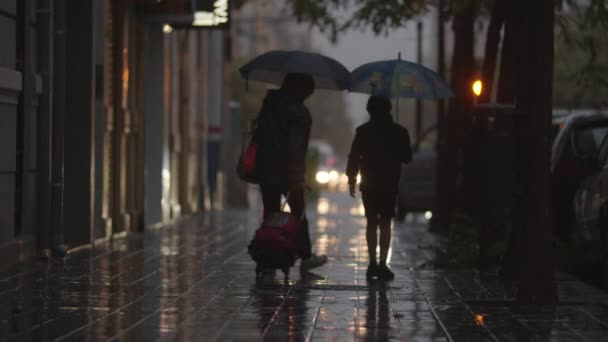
[2, 192, 608, 341]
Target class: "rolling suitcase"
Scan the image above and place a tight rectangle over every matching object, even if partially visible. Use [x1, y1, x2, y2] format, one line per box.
[248, 196, 302, 278]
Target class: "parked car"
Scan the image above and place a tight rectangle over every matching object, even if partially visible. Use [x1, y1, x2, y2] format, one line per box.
[396, 126, 436, 220]
[573, 132, 608, 247]
[552, 112, 608, 242]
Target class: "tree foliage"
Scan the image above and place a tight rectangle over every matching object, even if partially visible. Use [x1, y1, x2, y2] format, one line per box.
[555, 0, 608, 104]
[287, 0, 428, 42]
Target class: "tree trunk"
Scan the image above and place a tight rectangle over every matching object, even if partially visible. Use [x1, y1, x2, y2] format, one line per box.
[491, 0, 522, 277]
[431, 0, 447, 233]
[512, 0, 557, 305]
[433, 1, 476, 230]
[496, 5, 516, 104]
[480, 0, 507, 103]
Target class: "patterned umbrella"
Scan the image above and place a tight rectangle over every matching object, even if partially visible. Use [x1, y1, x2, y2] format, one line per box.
[349, 57, 453, 99]
[239, 50, 350, 90]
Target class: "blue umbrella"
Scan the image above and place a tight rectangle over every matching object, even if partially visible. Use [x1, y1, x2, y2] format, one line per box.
[240, 50, 350, 90]
[349, 56, 453, 99]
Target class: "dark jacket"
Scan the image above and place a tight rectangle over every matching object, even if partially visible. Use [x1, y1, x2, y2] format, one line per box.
[255, 89, 312, 185]
[346, 113, 412, 192]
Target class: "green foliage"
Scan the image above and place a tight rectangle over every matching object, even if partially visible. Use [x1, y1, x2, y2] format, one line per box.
[434, 213, 508, 268]
[435, 214, 480, 268]
[287, 0, 429, 42]
[285, 0, 495, 42]
[555, 1, 608, 107]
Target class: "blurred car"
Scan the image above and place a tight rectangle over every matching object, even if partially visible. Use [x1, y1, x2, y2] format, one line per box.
[309, 140, 341, 190]
[573, 132, 608, 247]
[552, 112, 608, 242]
[396, 126, 436, 220]
[552, 110, 570, 143]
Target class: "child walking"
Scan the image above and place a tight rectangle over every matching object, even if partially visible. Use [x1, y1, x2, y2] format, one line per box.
[346, 96, 412, 280]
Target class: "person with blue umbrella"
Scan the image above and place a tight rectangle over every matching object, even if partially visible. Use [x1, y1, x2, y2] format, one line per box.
[348, 53, 453, 121]
[346, 95, 413, 280]
[345, 56, 451, 280]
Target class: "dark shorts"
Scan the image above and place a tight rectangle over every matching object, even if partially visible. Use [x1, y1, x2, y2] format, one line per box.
[361, 191, 397, 219]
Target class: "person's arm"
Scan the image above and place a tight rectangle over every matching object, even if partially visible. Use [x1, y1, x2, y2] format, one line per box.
[346, 128, 362, 196]
[402, 128, 413, 164]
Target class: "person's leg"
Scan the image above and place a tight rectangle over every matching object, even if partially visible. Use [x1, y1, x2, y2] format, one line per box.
[289, 185, 327, 270]
[366, 215, 380, 278]
[260, 184, 281, 219]
[285, 186, 311, 258]
[377, 192, 397, 280]
[362, 191, 380, 278]
[377, 216, 394, 280]
[366, 216, 379, 265]
[286, 185, 304, 219]
[378, 217, 391, 265]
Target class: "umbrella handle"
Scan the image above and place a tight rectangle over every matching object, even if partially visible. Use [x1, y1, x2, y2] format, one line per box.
[395, 97, 399, 123]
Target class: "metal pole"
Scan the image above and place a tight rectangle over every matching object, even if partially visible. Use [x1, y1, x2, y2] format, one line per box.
[437, 1, 446, 132]
[415, 20, 423, 139]
[396, 97, 399, 123]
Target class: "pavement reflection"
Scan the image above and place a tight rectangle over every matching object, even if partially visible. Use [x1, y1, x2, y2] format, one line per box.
[1, 192, 608, 341]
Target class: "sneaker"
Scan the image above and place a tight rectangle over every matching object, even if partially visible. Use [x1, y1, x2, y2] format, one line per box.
[300, 253, 328, 271]
[366, 262, 378, 279]
[377, 264, 395, 280]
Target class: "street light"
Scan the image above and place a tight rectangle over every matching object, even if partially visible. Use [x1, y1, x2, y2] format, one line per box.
[472, 80, 483, 98]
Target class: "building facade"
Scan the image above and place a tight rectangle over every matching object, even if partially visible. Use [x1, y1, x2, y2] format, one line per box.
[0, 0, 230, 268]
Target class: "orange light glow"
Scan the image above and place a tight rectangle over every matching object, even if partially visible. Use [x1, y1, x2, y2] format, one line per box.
[475, 314, 485, 327]
[472, 80, 483, 97]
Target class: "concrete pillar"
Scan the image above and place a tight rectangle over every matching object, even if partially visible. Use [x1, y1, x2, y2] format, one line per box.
[62, 0, 95, 246]
[199, 31, 210, 211]
[92, 0, 106, 241]
[37, 0, 53, 249]
[207, 31, 224, 208]
[50, 0, 66, 248]
[0, 0, 20, 244]
[143, 23, 165, 226]
[16, 0, 37, 238]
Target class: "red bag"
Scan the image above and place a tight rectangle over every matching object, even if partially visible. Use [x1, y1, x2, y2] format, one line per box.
[237, 130, 259, 183]
[243, 139, 257, 176]
[252, 212, 299, 255]
[248, 212, 301, 274]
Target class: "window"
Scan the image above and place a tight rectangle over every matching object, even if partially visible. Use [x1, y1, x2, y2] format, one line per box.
[597, 134, 608, 168]
[572, 123, 608, 159]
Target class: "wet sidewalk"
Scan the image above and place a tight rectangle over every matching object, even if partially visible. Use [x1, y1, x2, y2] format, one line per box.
[2, 192, 608, 341]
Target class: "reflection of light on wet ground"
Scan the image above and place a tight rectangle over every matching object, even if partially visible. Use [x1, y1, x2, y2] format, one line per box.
[405, 212, 433, 224]
[317, 196, 339, 215]
[317, 198, 330, 214]
[349, 203, 365, 216]
[316, 217, 329, 233]
[315, 234, 337, 256]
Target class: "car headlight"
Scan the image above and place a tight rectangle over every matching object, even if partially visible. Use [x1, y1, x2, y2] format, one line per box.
[329, 170, 339, 181]
[316, 171, 330, 184]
